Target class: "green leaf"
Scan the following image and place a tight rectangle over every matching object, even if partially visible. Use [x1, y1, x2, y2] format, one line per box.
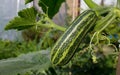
[25, 0, 65, 18]
[39, 0, 65, 19]
[84, 0, 100, 9]
[0, 50, 51, 75]
[5, 7, 37, 30]
[25, 0, 33, 4]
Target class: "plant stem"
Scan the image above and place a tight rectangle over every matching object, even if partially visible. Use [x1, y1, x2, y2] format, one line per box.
[33, 0, 66, 32]
[84, 0, 112, 16]
[37, 21, 66, 32]
[98, 15, 116, 32]
[94, 11, 113, 31]
[117, 0, 120, 8]
[33, 0, 43, 13]
[45, 17, 66, 31]
[84, 0, 100, 9]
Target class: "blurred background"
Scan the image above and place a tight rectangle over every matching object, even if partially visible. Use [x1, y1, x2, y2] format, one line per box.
[0, 0, 117, 41]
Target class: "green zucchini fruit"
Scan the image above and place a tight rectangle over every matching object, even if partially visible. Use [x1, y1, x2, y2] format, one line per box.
[51, 10, 97, 66]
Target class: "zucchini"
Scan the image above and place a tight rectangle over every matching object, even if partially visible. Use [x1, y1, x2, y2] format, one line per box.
[51, 10, 97, 66]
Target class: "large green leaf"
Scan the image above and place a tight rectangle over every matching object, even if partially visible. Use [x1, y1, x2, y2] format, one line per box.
[25, 0, 65, 18]
[25, 0, 33, 4]
[0, 50, 51, 75]
[5, 7, 37, 30]
[39, 0, 65, 18]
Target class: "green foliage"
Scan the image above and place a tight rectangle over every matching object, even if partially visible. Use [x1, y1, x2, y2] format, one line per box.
[38, 0, 65, 19]
[69, 44, 118, 75]
[0, 40, 38, 59]
[5, 6, 65, 31]
[38, 29, 61, 49]
[5, 7, 37, 30]
[0, 29, 62, 59]
[25, 0, 65, 19]
[1, 0, 120, 75]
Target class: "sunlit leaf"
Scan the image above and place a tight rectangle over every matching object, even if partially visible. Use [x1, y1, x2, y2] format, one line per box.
[5, 7, 37, 30]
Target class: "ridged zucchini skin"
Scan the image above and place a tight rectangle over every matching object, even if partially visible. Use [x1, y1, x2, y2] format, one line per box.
[51, 10, 97, 66]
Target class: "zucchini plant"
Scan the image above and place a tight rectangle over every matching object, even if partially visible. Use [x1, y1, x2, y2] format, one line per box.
[51, 0, 120, 67]
[0, 0, 120, 75]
